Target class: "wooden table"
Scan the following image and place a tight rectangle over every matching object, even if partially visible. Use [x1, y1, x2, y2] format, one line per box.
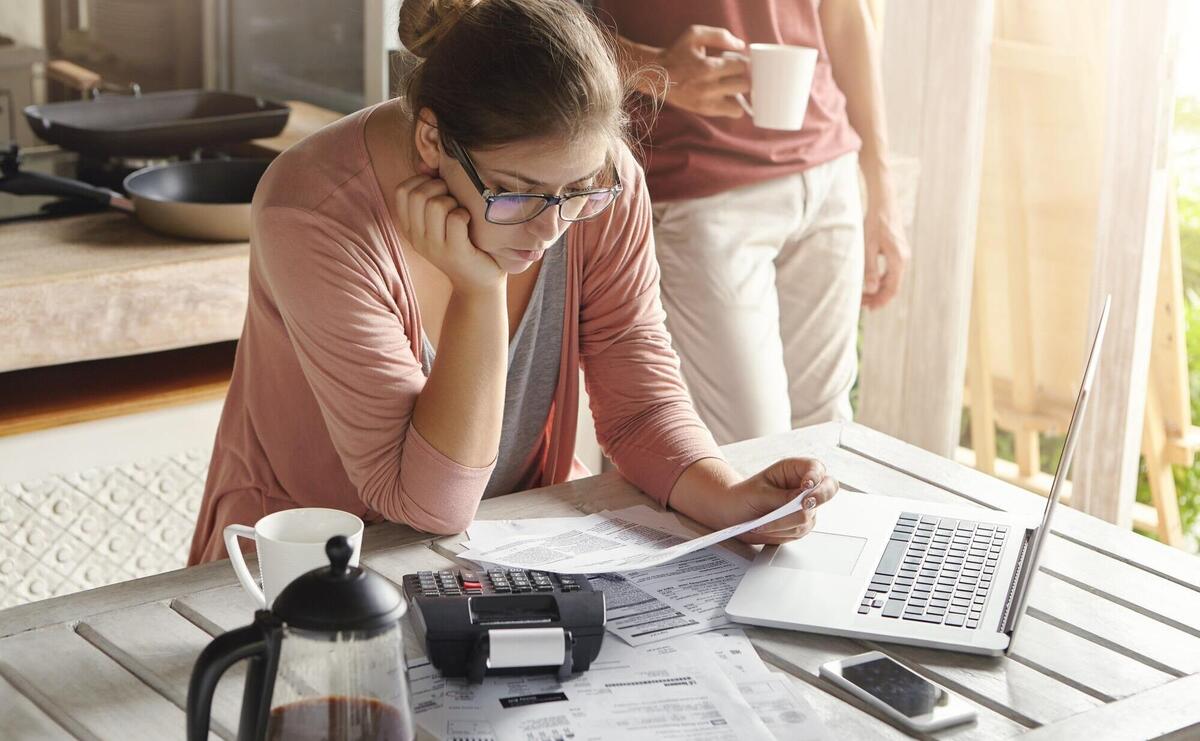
[2, 422, 1198, 740]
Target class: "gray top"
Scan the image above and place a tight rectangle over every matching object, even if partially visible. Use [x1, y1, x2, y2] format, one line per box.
[420, 237, 566, 498]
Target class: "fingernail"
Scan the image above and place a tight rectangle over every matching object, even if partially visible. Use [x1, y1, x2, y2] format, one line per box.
[803, 496, 818, 511]
[802, 479, 815, 491]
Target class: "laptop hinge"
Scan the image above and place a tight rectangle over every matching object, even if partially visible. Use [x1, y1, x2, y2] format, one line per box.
[998, 529, 1034, 635]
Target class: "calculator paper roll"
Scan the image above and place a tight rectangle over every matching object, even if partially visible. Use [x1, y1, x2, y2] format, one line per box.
[487, 628, 565, 669]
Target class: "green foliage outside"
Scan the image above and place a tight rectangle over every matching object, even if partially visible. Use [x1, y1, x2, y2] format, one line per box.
[1136, 95, 1200, 547]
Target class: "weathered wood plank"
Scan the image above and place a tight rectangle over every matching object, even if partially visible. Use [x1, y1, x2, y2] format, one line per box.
[747, 626, 1028, 739]
[1039, 536, 1200, 638]
[1019, 673, 1200, 740]
[0, 559, 234, 641]
[1024, 574, 1200, 676]
[1007, 614, 1173, 701]
[0, 523, 435, 640]
[0, 671, 74, 741]
[839, 423, 1200, 590]
[80, 602, 245, 741]
[171, 585, 261, 637]
[0, 624, 199, 741]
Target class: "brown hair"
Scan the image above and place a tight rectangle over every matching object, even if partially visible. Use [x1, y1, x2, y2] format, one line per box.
[396, 0, 643, 157]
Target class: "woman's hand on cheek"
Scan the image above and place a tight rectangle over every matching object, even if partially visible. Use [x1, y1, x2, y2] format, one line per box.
[394, 174, 505, 295]
[730, 458, 839, 546]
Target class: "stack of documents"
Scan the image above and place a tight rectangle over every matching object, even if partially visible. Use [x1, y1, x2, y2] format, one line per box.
[465, 505, 749, 645]
[408, 627, 829, 741]
[413, 506, 830, 739]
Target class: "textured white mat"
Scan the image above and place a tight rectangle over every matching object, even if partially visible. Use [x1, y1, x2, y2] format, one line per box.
[0, 449, 209, 609]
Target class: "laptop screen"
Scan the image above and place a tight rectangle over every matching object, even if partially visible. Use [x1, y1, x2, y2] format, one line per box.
[1006, 295, 1110, 634]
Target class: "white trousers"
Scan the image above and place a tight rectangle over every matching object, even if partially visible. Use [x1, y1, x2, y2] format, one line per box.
[652, 152, 864, 445]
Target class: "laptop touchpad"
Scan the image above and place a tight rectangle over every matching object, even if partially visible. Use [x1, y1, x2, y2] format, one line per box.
[770, 532, 868, 575]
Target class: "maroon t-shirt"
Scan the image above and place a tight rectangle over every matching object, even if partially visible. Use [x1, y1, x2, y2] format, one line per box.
[594, 0, 862, 201]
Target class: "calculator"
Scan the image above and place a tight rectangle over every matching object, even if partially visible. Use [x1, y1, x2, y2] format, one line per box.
[401, 569, 606, 683]
[407, 568, 587, 597]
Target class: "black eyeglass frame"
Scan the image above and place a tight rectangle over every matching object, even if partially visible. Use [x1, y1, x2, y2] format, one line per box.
[442, 135, 623, 225]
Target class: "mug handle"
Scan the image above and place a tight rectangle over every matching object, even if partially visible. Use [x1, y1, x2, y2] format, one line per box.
[720, 50, 754, 118]
[224, 524, 267, 609]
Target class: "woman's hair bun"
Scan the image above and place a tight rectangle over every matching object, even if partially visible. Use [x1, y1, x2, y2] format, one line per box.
[397, 0, 482, 58]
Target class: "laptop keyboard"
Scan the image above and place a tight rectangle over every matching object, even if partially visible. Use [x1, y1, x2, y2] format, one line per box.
[857, 512, 1008, 629]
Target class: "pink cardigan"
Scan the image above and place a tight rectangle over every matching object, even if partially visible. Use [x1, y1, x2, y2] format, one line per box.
[188, 107, 721, 564]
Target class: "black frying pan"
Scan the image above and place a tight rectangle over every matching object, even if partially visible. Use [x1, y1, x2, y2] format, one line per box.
[0, 147, 269, 241]
[24, 90, 290, 159]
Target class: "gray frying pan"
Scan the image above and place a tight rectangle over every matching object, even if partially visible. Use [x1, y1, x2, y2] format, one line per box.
[0, 147, 268, 241]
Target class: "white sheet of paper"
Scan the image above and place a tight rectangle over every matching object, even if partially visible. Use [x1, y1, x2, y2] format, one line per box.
[669, 630, 830, 740]
[409, 642, 774, 740]
[589, 546, 749, 645]
[458, 492, 812, 574]
[739, 677, 830, 741]
[408, 628, 829, 741]
[466, 514, 602, 549]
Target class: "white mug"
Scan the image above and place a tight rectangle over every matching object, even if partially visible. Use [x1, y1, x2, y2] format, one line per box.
[224, 508, 364, 609]
[725, 43, 819, 131]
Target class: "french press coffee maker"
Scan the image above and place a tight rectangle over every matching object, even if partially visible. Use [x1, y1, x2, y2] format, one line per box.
[187, 536, 414, 741]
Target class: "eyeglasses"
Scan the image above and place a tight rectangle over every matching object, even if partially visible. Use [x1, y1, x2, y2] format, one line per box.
[442, 136, 623, 226]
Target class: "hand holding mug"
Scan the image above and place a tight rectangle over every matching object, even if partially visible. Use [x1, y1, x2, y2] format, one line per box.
[721, 44, 819, 131]
[656, 25, 752, 118]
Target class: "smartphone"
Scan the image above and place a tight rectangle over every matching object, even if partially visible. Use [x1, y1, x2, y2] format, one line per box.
[819, 651, 976, 733]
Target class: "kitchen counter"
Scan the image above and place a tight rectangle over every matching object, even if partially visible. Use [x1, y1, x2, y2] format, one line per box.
[0, 211, 249, 374]
[2, 422, 1199, 740]
[0, 100, 344, 376]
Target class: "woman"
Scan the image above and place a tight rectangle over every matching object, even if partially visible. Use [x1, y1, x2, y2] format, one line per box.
[188, 0, 838, 564]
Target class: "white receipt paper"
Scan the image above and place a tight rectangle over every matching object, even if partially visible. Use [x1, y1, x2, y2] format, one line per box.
[487, 627, 565, 669]
[459, 488, 815, 574]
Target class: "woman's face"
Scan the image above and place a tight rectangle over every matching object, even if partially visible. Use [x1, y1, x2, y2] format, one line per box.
[423, 125, 612, 274]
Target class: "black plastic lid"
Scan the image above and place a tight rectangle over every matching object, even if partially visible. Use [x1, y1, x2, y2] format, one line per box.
[271, 536, 405, 633]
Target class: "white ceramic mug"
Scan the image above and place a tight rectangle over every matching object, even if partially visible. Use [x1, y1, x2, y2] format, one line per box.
[224, 508, 364, 609]
[725, 43, 818, 131]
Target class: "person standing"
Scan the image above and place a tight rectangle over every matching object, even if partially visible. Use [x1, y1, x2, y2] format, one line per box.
[593, 0, 909, 444]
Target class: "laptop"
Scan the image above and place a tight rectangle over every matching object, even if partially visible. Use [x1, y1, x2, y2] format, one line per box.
[725, 296, 1111, 656]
